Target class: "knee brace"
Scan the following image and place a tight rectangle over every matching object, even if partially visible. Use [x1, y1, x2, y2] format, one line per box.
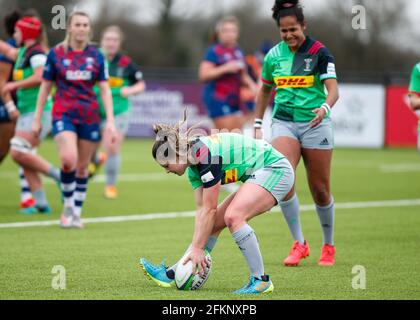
[10, 137, 36, 155]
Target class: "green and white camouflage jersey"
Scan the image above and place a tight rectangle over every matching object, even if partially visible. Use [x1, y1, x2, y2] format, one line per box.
[261, 36, 337, 122]
[187, 133, 285, 189]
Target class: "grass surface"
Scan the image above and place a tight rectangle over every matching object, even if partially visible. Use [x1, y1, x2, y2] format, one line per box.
[0, 139, 419, 300]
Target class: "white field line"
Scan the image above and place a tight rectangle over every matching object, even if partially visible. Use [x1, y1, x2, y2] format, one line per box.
[379, 164, 420, 173]
[0, 198, 420, 229]
[0, 172, 176, 183]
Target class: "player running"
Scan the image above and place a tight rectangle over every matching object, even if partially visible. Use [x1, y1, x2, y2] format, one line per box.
[93, 25, 146, 199]
[140, 111, 297, 294]
[254, 0, 339, 266]
[32, 11, 116, 228]
[0, 15, 60, 214]
[408, 62, 420, 154]
[199, 16, 257, 132]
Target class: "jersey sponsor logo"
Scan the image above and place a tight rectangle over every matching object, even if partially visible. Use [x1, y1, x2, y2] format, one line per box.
[66, 70, 93, 81]
[56, 121, 64, 132]
[274, 76, 314, 89]
[63, 59, 71, 67]
[304, 58, 313, 72]
[91, 130, 99, 140]
[320, 138, 330, 146]
[135, 71, 143, 81]
[13, 69, 24, 81]
[201, 171, 215, 183]
[224, 169, 238, 184]
[327, 63, 336, 77]
[86, 57, 95, 69]
[108, 76, 124, 88]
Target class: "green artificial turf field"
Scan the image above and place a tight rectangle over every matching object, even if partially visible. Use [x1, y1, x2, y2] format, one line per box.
[0, 139, 419, 300]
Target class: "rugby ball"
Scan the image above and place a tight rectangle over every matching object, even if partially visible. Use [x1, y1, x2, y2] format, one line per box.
[175, 249, 212, 290]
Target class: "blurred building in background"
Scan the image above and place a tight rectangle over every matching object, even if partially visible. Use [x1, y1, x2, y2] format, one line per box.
[0, 0, 418, 147]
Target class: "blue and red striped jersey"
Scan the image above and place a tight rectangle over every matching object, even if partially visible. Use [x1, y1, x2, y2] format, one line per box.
[43, 44, 108, 124]
[203, 44, 245, 105]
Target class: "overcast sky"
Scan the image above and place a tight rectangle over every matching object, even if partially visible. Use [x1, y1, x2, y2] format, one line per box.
[79, 0, 420, 49]
[80, 0, 420, 24]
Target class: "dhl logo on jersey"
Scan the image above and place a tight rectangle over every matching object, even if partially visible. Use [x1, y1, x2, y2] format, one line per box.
[13, 69, 24, 81]
[108, 77, 124, 88]
[224, 169, 238, 184]
[274, 76, 314, 89]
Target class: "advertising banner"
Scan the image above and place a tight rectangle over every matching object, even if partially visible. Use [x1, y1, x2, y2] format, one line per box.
[385, 86, 418, 147]
[332, 84, 385, 148]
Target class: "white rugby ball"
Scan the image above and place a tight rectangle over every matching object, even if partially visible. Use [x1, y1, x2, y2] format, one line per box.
[175, 249, 212, 290]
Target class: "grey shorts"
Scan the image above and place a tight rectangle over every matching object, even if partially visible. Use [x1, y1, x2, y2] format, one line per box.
[271, 117, 334, 150]
[16, 111, 52, 140]
[101, 112, 130, 135]
[246, 157, 294, 204]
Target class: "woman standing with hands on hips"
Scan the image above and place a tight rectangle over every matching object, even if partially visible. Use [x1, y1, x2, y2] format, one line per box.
[32, 11, 116, 228]
[254, 0, 339, 266]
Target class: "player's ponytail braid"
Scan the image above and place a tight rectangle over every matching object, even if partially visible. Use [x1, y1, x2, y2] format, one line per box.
[272, 0, 305, 26]
[152, 109, 202, 163]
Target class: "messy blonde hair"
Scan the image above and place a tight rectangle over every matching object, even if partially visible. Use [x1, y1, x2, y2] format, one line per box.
[61, 11, 92, 52]
[152, 109, 202, 164]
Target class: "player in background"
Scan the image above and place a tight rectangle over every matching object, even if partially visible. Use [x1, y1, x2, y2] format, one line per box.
[0, 15, 60, 214]
[32, 11, 116, 228]
[0, 11, 20, 164]
[240, 40, 273, 123]
[0, 10, 34, 212]
[408, 62, 420, 154]
[92, 25, 146, 199]
[199, 16, 257, 133]
[254, 0, 339, 266]
[140, 111, 297, 294]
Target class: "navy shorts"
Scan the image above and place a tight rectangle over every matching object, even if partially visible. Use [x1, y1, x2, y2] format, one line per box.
[0, 105, 11, 123]
[244, 100, 255, 113]
[52, 116, 101, 142]
[204, 98, 242, 119]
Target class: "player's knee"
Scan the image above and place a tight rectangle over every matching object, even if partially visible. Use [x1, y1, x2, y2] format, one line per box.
[10, 137, 35, 163]
[10, 149, 27, 165]
[312, 186, 331, 206]
[76, 164, 89, 178]
[60, 155, 77, 172]
[212, 220, 226, 234]
[224, 207, 246, 230]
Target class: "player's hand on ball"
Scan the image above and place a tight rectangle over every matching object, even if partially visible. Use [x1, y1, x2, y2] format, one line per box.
[183, 247, 209, 276]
